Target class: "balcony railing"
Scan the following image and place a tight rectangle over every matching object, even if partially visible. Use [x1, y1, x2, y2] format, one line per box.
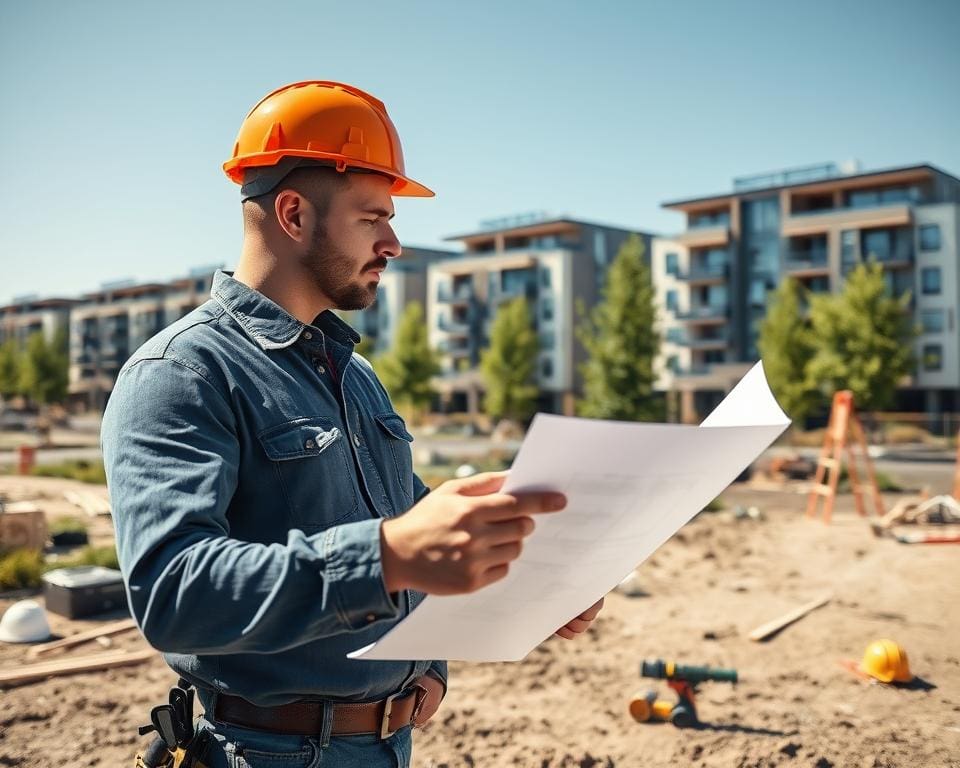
[785, 248, 829, 271]
[437, 285, 474, 303]
[674, 305, 729, 321]
[437, 339, 470, 356]
[676, 263, 728, 282]
[438, 316, 470, 334]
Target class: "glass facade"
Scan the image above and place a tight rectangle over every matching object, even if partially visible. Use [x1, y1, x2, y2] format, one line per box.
[922, 344, 943, 371]
[741, 196, 781, 357]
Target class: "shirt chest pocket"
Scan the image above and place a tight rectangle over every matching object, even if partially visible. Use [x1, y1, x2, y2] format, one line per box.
[372, 412, 415, 512]
[258, 417, 359, 530]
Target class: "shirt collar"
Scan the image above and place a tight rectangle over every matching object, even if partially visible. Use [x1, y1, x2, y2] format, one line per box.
[211, 270, 361, 350]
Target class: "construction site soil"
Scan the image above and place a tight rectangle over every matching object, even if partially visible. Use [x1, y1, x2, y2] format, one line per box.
[0, 476, 958, 767]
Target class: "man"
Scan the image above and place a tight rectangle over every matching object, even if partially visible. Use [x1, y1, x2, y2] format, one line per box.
[102, 81, 603, 767]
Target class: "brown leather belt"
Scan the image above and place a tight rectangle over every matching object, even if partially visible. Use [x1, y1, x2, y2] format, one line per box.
[213, 685, 427, 739]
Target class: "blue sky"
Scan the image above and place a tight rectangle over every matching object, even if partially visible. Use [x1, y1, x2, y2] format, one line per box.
[1, 0, 958, 304]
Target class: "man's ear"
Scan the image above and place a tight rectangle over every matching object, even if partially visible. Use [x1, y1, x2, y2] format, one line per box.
[274, 190, 308, 242]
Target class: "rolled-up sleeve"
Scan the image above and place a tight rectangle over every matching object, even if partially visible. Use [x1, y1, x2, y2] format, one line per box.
[102, 357, 397, 655]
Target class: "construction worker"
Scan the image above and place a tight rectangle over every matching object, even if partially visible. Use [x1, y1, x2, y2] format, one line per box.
[101, 81, 603, 767]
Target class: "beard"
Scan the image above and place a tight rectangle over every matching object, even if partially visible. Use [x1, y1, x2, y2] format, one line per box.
[300, 223, 382, 311]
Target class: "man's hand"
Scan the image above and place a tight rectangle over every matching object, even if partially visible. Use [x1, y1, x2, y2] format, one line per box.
[380, 471, 566, 595]
[555, 597, 604, 640]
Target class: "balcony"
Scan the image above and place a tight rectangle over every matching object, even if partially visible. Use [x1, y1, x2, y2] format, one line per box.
[437, 284, 474, 304]
[675, 334, 729, 351]
[437, 338, 470, 357]
[675, 225, 729, 249]
[785, 248, 830, 275]
[675, 262, 728, 284]
[782, 202, 912, 237]
[674, 305, 729, 324]
[489, 283, 536, 305]
[438, 316, 470, 335]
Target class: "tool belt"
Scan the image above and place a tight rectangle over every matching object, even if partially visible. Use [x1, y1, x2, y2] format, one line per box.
[213, 682, 429, 740]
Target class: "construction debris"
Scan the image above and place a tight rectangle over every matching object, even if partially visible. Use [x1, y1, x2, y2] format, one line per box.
[0, 649, 155, 688]
[62, 489, 111, 517]
[748, 592, 832, 642]
[26, 617, 138, 660]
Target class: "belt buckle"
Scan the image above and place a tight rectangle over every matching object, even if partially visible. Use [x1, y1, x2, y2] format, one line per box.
[379, 691, 401, 740]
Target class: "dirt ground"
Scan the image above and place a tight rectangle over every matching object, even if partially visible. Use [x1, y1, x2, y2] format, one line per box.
[1, 475, 958, 768]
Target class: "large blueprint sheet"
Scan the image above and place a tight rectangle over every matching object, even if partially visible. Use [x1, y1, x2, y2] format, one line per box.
[350, 361, 789, 662]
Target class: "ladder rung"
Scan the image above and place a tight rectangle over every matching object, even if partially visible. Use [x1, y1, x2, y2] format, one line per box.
[818, 458, 840, 469]
[811, 484, 835, 496]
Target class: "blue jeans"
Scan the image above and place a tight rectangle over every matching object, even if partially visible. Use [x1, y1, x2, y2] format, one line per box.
[193, 715, 412, 767]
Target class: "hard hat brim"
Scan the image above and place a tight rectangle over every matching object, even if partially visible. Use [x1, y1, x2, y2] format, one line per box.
[226, 152, 434, 199]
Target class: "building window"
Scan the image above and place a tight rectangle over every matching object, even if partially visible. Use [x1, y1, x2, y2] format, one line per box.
[666, 327, 684, 344]
[922, 344, 943, 371]
[666, 355, 679, 373]
[921, 267, 942, 295]
[921, 309, 945, 334]
[541, 357, 554, 378]
[665, 252, 679, 276]
[919, 224, 941, 252]
[539, 331, 555, 349]
[665, 290, 678, 312]
[541, 296, 554, 321]
[540, 268, 551, 288]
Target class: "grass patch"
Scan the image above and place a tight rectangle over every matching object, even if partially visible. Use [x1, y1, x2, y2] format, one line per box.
[0, 549, 44, 591]
[837, 466, 904, 493]
[702, 496, 725, 512]
[49, 516, 89, 535]
[0, 545, 120, 591]
[31, 459, 106, 485]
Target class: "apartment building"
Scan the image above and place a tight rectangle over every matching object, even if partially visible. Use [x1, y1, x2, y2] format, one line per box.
[0, 297, 76, 349]
[653, 162, 960, 422]
[340, 246, 459, 354]
[68, 268, 219, 411]
[429, 215, 654, 415]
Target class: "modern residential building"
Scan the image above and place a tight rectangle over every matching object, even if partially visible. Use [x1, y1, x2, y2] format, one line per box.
[68, 268, 220, 411]
[429, 214, 654, 415]
[341, 246, 459, 354]
[0, 297, 76, 349]
[652, 162, 960, 422]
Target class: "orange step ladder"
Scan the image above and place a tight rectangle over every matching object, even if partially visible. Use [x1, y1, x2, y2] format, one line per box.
[806, 391, 885, 524]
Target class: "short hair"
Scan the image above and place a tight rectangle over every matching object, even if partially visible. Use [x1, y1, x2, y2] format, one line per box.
[242, 165, 352, 230]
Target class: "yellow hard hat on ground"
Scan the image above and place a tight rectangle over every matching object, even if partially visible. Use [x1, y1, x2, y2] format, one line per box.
[859, 639, 913, 683]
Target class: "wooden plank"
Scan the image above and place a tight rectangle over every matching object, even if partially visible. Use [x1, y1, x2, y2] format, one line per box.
[0, 649, 155, 687]
[26, 618, 138, 660]
[748, 593, 832, 642]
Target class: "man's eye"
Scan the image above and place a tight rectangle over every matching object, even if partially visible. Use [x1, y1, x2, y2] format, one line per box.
[362, 219, 378, 225]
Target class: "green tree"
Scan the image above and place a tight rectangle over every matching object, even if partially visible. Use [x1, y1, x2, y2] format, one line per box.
[480, 297, 539, 423]
[757, 277, 820, 423]
[576, 234, 661, 421]
[376, 302, 439, 423]
[19, 328, 69, 405]
[807, 262, 916, 411]
[0, 338, 21, 398]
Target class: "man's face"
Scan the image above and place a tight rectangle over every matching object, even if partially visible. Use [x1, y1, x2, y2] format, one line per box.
[300, 173, 401, 311]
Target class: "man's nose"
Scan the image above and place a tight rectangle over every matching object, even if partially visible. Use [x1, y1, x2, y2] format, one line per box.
[379, 224, 402, 260]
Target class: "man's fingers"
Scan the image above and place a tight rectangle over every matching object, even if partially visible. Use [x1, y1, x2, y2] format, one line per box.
[578, 597, 605, 622]
[555, 627, 576, 640]
[476, 563, 510, 590]
[482, 540, 524, 566]
[483, 517, 535, 546]
[562, 617, 592, 634]
[452, 471, 510, 497]
[469, 492, 566, 522]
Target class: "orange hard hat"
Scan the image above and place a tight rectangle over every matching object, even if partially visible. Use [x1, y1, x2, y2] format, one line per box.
[223, 80, 433, 198]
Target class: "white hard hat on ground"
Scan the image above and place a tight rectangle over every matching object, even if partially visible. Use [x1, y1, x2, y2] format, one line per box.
[0, 599, 52, 643]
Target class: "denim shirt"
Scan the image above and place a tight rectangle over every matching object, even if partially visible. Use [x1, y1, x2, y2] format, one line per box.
[101, 270, 446, 708]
